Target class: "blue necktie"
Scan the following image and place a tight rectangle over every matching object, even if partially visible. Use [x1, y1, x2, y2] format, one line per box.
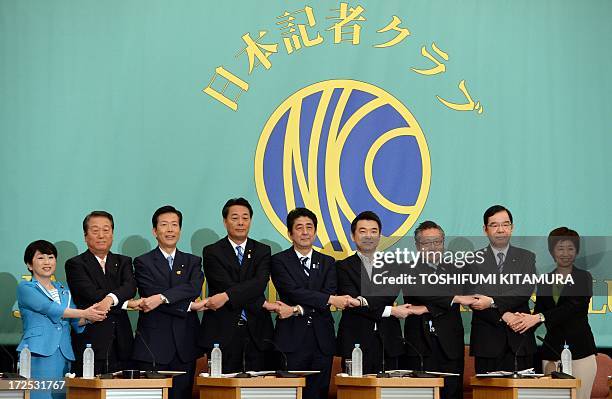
[236, 246, 247, 321]
[167, 256, 174, 271]
[236, 246, 244, 265]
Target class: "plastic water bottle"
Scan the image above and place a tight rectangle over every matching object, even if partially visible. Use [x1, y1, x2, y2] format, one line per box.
[210, 344, 222, 377]
[83, 344, 95, 378]
[561, 343, 573, 376]
[19, 344, 31, 378]
[351, 344, 363, 377]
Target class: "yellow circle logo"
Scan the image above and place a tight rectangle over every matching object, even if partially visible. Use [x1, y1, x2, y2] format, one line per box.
[255, 80, 430, 258]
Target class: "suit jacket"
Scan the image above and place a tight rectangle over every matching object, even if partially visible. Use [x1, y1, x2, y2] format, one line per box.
[270, 247, 337, 355]
[16, 279, 84, 360]
[198, 237, 274, 351]
[65, 250, 136, 361]
[132, 247, 204, 364]
[467, 245, 537, 358]
[336, 254, 404, 359]
[403, 262, 465, 360]
[534, 267, 597, 360]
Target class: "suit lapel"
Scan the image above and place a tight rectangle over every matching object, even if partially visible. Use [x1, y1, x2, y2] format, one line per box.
[171, 250, 188, 282]
[84, 250, 108, 288]
[153, 248, 172, 282]
[33, 279, 54, 301]
[239, 240, 255, 280]
[221, 238, 242, 271]
[308, 251, 321, 290]
[285, 249, 309, 286]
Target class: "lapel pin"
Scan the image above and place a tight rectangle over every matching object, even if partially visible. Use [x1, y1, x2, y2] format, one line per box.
[177, 270, 182, 275]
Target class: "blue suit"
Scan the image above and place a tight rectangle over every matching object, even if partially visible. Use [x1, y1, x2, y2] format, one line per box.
[17, 279, 84, 399]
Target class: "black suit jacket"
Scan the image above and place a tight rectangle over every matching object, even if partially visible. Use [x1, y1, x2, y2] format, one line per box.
[270, 247, 337, 355]
[132, 247, 204, 364]
[336, 254, 404, 359]
[534, 267, 596, 360]
[467, 245, 537, 358]
[403, 262, 465, 360]
[198, 237, 274, 351]
[65, 250, 136, 361]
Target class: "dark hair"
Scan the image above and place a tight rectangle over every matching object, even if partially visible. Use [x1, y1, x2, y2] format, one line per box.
[286, 207, 317, 232]
[351, 211, 382, 234]
[152, 205, 183, 228]
[222, 198, 253, 219]
[548, 227, 580, 256]
[483, 204, 513, 226]
[414, 220, 445, 240]
[24, 240, 57, 268]
[83, 210, 114, 234]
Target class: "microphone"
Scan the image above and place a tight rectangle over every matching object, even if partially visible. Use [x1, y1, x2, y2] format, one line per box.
[234, 337, 252, 378]
[0, 344, 23, 380]
[375, 329, 390, 378]
[263, 339, 298, 378]
[135, 331, 165, 379]
[99, 321, 116, 379]
[403, 338, 436, 378]
[536, 336, 574, 379]
[511, 334, 529, 379]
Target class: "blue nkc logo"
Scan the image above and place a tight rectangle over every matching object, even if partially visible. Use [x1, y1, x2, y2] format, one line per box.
[255, 79, 431, 258]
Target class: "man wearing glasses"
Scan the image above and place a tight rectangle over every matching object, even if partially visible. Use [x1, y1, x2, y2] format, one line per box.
[468, 205, 537, 373]
[402, 221, 474, 399]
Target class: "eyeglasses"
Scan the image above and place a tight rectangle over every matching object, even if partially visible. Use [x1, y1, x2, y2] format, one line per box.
[417, 239, 444, 247]
[486, 222, 512, 229]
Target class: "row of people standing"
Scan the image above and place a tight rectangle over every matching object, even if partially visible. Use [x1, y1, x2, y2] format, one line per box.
[16, 201, 597, 399]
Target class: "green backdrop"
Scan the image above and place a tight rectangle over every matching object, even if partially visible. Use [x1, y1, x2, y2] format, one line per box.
[1, 0, 610, 346]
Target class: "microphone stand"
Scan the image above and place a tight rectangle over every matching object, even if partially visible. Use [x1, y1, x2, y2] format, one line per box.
[264, 339, 298, 378]
[403, 339, 436, 378]
[234, 337, 252, 378]
[375, 330, 390, 378]
[135, 331, 165, 379]
[100, 321, 116, 379]
[512, 334, 528, 379]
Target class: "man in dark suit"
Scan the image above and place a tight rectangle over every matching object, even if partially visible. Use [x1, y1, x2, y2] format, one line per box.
[271, 207, 353, 399]
[66, 210, 140, 376]
[402, 220, 475, 399]
[195, 198, 277, 373]
[133, 205, 204, 399]
[336, 211, 405, 375]
[468, 205, 537, 373]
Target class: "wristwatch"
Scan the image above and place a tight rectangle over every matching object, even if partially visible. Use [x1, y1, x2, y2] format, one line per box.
[292, 306, 300, 316]
[490, 298, 497, 309]
[538, 313, 546, 322]
[159, 294, 169, 304]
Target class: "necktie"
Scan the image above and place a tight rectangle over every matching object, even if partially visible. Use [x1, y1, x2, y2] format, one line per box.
[300, 256, 310, 277]
[236, 246, 247, 321]
[167, 255, 174, 271]
[497, 252, 505, 273]
[236, 246, 244, 265]
[100, 259, 106, 274]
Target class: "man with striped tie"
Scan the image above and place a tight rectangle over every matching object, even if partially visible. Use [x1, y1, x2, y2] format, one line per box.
[271, 207, 355, 399]
[196, 198, 277, 372]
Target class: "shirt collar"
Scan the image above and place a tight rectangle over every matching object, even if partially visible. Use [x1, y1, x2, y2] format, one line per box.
[228, 237, 248, 253]
[159, 247, 176, 260]
[294, 248, 313, 262]
[490, 244, 509, 260]
[94, 254, 107, 264]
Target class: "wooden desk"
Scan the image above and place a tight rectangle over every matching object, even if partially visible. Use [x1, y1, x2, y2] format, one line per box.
[335, 375, 445, 399]
[196, 376, 306, 399]
[470, 377, 580, 399]
[0, 380, 30, 399]
[66, 377, 172, 399]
